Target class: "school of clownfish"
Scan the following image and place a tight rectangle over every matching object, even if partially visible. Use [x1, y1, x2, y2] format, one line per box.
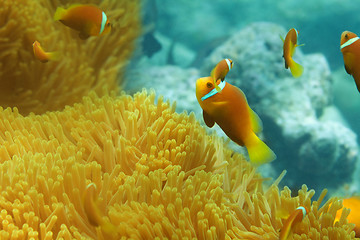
[195, 28, 360, 239]
[31, 4, 360, 239]
[33, 4, 111, 62]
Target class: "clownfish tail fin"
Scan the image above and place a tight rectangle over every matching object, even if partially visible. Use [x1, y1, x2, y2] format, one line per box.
[48, 51, 60, 61]
[246, 133, 276, 166]
[210, 69, 222, 92]
[289, 59, 303, 78]
[54, 7, 65, 21]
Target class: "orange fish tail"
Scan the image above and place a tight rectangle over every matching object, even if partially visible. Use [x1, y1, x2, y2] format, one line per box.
[48, 51, 60, 61]
[289, 59, 303, 78]
[54, 7, 66, 21]
[245, 133, 276, 165]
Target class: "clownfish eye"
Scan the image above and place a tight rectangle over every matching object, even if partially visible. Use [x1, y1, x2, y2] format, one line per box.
[107, 23, 111, 27]
[345, 34, 348, 39]
[206, 82, 213, 88]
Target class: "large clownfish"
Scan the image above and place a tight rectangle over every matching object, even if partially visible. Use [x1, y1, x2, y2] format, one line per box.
[279, 206, 308, 240]
[32, 41, 59, 63]
[281, 28, 304, 78]
[340, 31, 360, 92]
[195, 76, 276, 165]
[211, 58, 233, 92]
[334, 196, 360, 237]
[54, 4, 111, 39]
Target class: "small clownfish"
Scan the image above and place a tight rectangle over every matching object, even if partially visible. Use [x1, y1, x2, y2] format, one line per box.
[210, 58, 233, 92]
[32, 41, 59, 63]
[334, 197, 360, 237]
[340, 31, 360, 92]
[279, 206, 308, 240]
[83, 183, 117, 238]
[54, 4, 111, 39]
[281, 28, 304, 78]
[195, 77, 276, 165]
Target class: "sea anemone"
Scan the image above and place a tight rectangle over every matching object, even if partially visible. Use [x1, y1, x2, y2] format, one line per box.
[0, 0, 141, 115]
[0, 90, 356, 239]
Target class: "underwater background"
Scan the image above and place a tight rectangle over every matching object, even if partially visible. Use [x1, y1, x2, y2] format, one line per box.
[126, 0, 360, 199]
[0, 0, 359, 238]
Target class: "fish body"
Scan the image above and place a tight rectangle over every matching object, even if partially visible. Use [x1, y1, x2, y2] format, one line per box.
[210, 58, 233, 92]
[83, 183, 117, 237]
[279, 206, 307, 240]
[196, 76, 276, 165]
[54, 4, 111, 39]
[335, 197, 360, 237]
[282, 28, 303, 78]
[340, 31, 360, 92]
[32, 41, 59, 63]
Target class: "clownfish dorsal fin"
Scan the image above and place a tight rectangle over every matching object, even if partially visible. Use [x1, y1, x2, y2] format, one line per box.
[203, 111, 215, 128]
[67, 4, 85, 9]
[248, 106, 263, 133]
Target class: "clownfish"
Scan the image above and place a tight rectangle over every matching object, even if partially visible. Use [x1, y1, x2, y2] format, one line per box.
[340, 31, 360, 92]
[83, 183, 117, 237]
[281, 28, 304, 78]
[211, 58, 233, 92]
[54, 4, 111, 39]
[32, 41, 59, 63]
[334, 197, 360, 237]
[279, 206, 308, 240]
[195, 76, 276, 165]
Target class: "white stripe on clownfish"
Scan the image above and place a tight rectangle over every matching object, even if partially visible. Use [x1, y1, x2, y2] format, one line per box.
[201, 80, 226, 101]
[341, 37, 359, 49]
[296, 206, 307, 220]
[225, 58, 232, 71]
[99, 11, 107, 35]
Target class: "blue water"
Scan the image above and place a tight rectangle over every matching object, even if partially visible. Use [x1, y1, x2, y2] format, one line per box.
[137, 0, 360, 198]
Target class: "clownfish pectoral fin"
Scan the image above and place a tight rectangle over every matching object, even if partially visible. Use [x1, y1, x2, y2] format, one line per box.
[203, 111, 215, 128]
[344, 64, 351, 74]
[246, 133, 276, 165]
[352, 72, 360, 93]
[79, 32, 90, 39]
[296, 43, 305, 47]
[289, 59, 303, 78]
[343, 52, 355, 75]
[280, 35, 285, 43]
[53, 7, 66, 21]
[248, 106, 263, 134]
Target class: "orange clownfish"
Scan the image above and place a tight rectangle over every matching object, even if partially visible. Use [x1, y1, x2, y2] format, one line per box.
[211, 58, 233, 92]
[334, 197, 360, 237]
[279, 206, 308, 240]
[54, 4, 111, 39]
[281, 28, 304, 78]
[195, 76, 276, 165]
[32, 41, 59, 63]
[340, 31, 360, 92]
[83, 183, 117, 237]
